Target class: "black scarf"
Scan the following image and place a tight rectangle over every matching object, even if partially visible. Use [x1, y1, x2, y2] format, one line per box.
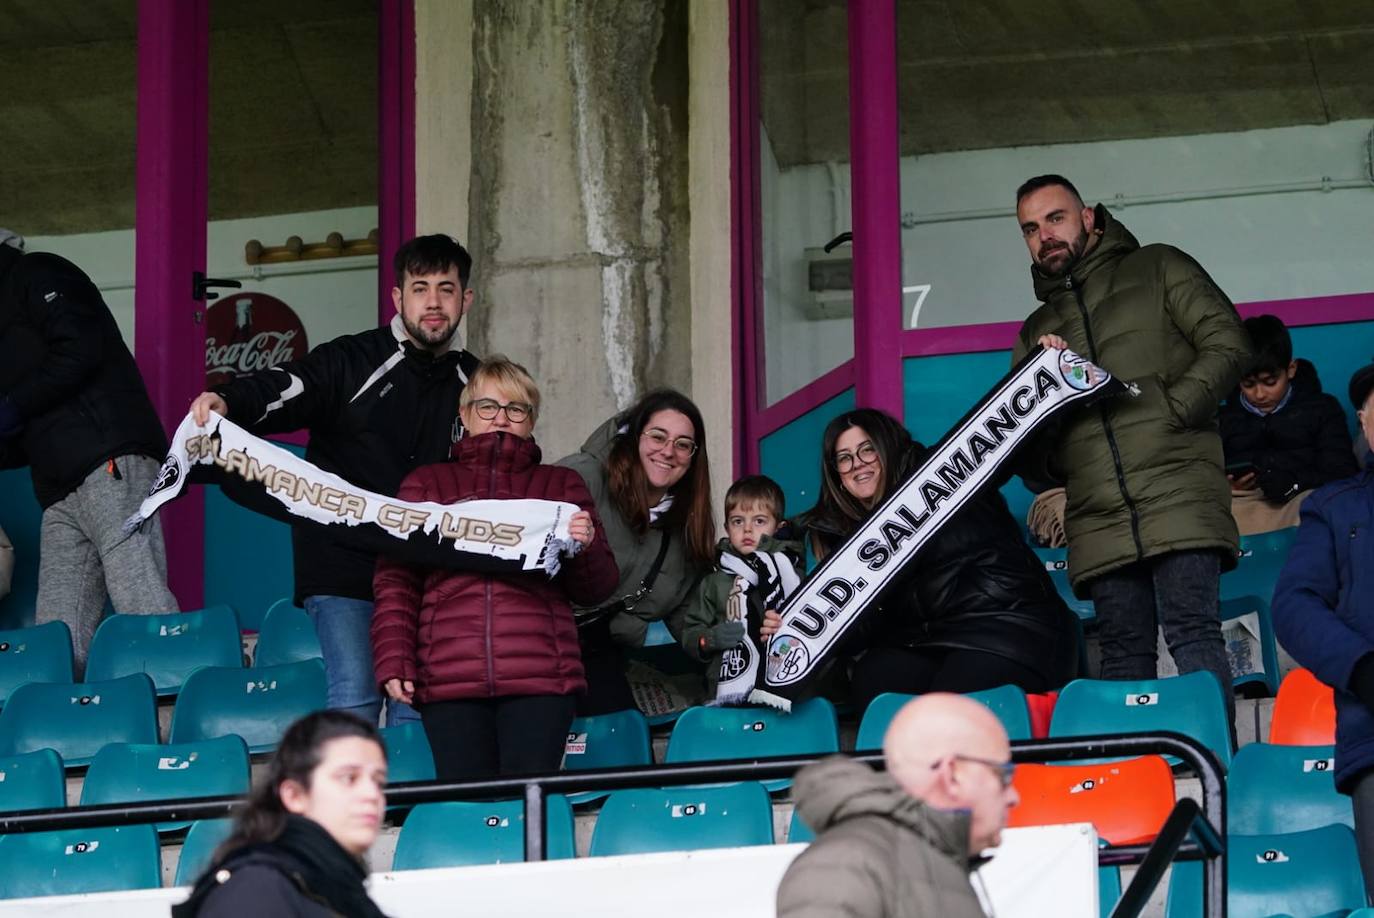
[173, 815, 388, 918]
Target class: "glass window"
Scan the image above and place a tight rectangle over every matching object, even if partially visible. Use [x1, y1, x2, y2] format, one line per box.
[758, 0, 854, 404]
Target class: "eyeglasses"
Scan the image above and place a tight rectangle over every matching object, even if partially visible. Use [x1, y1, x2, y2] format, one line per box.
[466, 398, 533, 423]
[641, 428, 698, 458]
[941, 754, 1017, 789]
[834, 441, 879, 473]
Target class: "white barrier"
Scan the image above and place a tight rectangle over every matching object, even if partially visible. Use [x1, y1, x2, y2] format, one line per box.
[0, 823, 1099, 917]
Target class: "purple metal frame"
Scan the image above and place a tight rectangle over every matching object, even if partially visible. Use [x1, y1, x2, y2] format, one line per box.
[379, 0, 417, 323]
[135, 0, 209, 609]
[730, 0, 764, 475]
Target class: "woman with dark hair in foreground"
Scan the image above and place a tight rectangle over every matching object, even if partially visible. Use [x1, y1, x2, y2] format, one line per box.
[173, 710, 389, 918]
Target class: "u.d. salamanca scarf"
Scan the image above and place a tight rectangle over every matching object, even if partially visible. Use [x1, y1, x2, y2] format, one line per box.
[124, 411, 581, 577]
[763, 346, 1132, 697]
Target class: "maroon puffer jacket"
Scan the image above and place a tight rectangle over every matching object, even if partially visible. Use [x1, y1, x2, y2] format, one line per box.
[371, 431, 619, 702]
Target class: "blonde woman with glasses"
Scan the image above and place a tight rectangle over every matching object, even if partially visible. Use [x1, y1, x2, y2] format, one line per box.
[370, 356, 619, 780]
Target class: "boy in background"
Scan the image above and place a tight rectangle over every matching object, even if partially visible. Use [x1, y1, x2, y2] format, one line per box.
[682, 475, 802, 701]
[1220, 314, 1356, 514]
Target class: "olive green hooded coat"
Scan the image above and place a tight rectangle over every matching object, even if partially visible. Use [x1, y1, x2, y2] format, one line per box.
[1012, 206, 1249, 593]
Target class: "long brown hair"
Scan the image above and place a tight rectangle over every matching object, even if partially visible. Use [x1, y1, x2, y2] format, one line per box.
[605, 389, 715, 569]
[209, 711, 386, 867]
[798, 408, 916, 559]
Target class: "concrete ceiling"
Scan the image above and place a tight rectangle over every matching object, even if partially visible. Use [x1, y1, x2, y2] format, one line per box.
[0, 0, 377, 236]
[761, 0, 1374, 167]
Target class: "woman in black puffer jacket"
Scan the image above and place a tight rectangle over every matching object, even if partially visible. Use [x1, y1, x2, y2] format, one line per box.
[796, 408, 1079, 709]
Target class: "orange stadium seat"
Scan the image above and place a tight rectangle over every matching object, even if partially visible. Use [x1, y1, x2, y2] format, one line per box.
[1007, 755, 1175, 845]
[1270, 668, 1336, 746]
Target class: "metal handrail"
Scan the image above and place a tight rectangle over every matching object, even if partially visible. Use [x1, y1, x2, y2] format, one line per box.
[0, 730, 1225, 916]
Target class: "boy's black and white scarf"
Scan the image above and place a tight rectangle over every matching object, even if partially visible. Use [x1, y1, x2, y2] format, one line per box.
[764, 346, 1132, 698]
[714, 548, 801, 711]
[124, 411, 581, 576]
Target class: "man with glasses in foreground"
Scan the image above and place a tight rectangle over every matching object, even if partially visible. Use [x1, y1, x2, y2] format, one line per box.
[778, 693, 1018, 918]
[191, 234, 480, 728]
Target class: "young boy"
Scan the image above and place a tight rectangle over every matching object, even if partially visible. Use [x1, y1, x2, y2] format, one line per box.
[681, 475, 803, 701]
[1220, 314, 1357, 503]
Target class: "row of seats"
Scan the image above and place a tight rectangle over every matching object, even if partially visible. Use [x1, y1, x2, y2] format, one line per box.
[0, 601, 321, 708]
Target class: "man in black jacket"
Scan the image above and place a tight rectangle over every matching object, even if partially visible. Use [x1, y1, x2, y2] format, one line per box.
[191, 234, 480, 726]
[0, 229, 178, 671]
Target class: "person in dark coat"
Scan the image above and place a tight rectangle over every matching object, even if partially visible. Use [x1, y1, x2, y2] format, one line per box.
[1273, 362, 1374, 900]
[371, 357, 618, 780]
[173, 710, 390, 918]
[793, 408, 1078, 709]
[1220, 314, 1356, 502]
[0, 229, 177, 673]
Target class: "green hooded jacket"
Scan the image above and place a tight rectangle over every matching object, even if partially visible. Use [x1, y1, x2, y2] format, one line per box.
[777, 756, 988, 918]
[556, 416, 703, 647]
[679, 533, 804, 692]
[1011, 205, 1248, 593]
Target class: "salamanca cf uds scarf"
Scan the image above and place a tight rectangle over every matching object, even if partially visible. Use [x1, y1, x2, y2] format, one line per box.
[762, 346, 1133, 699]
[124, 411, 581, 577]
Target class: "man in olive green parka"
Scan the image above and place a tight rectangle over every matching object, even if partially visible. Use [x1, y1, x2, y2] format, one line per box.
[1010, 175, 1248, 729]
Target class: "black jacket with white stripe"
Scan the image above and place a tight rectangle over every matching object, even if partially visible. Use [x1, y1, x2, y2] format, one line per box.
[213, 315, 479, 604]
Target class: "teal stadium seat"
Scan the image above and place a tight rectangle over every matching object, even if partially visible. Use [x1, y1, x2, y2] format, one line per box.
[86, 606, 243, 696]
[174, 818, 233, 887]
[1098, 865, 1121, 918]
[786, 807, 813, 844]
[1049, 672, 1233, 770]
[0, 673, 157, 768]
[1032, 546, 1096, 621]
[254, 600, 322, 668]
[170, 658, 326, 754]
[1224, 528, 1298, 605]
[589, 782, 774, 856]
[380, 722, 435, 784]
[665, 698, 838, 791]
[1228, 742, 1351, 834]
[1219, 595, 1281, 696]
[392, 796, 576, 869]
[856, 686, 1033, 751]
[562, 709, 652, 804]
[80, 735, 251, 832]
[0, 749, 65, 813]
[1167, 824, 1365, 918]
[0, 621, 73, 708]
[0, 824, 161, 899]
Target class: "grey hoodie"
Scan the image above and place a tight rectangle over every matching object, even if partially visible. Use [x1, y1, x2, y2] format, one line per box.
[778, 756, 989, 918]
[556, 416, 701, 647]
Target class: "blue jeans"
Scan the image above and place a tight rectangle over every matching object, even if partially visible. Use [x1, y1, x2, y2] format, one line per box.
[303, 595, 419, 728]
[1086, 549, 1235, 734]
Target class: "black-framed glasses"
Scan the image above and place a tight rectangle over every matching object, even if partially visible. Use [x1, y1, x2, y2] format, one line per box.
[641, 428, 698, 457]
[941, 754, 1016, 789]
[834, 441, 879, 473]
[467, 398, 533, 423]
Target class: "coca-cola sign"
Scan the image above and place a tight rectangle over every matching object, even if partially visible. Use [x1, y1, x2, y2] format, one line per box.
[204, 292, 308, 389]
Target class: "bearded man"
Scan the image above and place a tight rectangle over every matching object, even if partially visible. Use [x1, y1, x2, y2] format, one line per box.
[1009, 175, 1249, 734]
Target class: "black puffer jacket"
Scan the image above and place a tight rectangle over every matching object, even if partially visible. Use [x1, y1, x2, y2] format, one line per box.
[0, 245, 168, 507]
[807, 443, 1078, 688]
[213, 317, 479, 604]
[1219, 368, 1357, 502]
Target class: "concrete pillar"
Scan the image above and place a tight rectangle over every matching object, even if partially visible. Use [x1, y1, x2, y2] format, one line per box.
[465, 0, 693, 462]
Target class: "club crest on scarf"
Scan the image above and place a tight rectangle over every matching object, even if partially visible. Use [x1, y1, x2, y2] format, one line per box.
[714, 545, 801, 711]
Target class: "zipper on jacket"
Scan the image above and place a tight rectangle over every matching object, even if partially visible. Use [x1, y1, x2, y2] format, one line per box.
[1067, 276, 1146, 562]
[484, 432, 501, 696]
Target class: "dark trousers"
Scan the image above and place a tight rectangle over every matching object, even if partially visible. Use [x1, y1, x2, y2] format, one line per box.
[576, 623, 638, 716]
[1351, 768, 1374, 900]
[1086, 549, 1235, 734]
[849, 646, 1052, 712]
[419, 694, 577, 781]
